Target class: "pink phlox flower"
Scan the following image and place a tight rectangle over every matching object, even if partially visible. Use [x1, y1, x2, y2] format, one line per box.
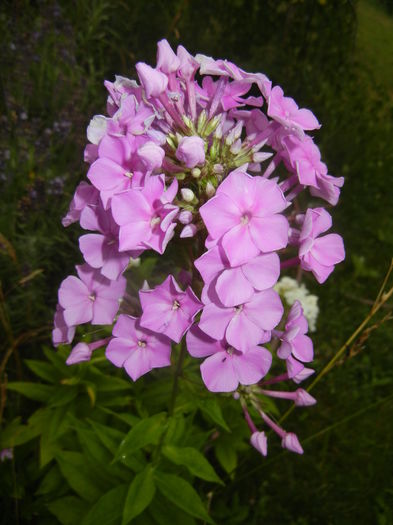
[186, 326, 272, 392]
[104, 76, 140, 115]
[58, 264, 126, 327]
[310, 172, 345, 206]
[176, 44, 199, 80]
[199, 169, 289, 266]
[87, 135, 146, 209]
[277, 300, 314, 364]
[156, 39, 181, 74]
[250, 431, 268, 456]
[282, 134, 327, 187]
[52, 304, 75, 346]
[199, 284, 283, 352]
[108, 95, 155, 137]
[62, 181, 99, 227]
[194, 244, 280, 307]
[106, 314, 172, 381]
[268, 85, 320, 133]
[111, 175, 179, 254]
[79, 204, 140, 280]
[139, 275, 202, 343]
[298, 207, 345, 283]
[66, 338, 110, 365]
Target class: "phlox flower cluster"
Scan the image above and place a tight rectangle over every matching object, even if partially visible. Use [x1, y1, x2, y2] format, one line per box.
[53, 40, 345, 456]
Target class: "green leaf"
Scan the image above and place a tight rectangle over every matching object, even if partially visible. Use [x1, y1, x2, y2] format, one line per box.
[0, 417, 42, 447]
[215, 439, 237, 474]
[7, 381, 55, 402]
[82, 484, 128, 525]
[149, 493, 196, 525]
[155, 471, 215, 524]
[25, 359, 61, 383]
[115, 413, 167, 461]
[36, 465, 63, 495]
[87, 367, 133, 391]
[198, 399, 230, 431]
[49, 385, 79, 407]
[88, 420, 125, 454]
[164, 415, 186, 445]
[47, 496, 89, 525]
[122, 465, 155, 524]
[56, 451, 103, 502]
[162, 445, 223, 484]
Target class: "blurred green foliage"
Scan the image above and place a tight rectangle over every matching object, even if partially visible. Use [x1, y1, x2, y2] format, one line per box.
[0, 0, 392, 523]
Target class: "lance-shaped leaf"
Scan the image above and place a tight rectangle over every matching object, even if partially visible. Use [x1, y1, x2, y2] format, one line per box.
[122, 465, 155, 524]
[162, 445, 223, 484]
[115, 413, 167, 461]
[82, 484, 128, 525]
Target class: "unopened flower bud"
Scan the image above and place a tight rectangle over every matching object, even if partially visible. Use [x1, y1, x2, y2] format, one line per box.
[180, 224, 197, 238]
[176, 136, 205, 168]
[178, 210, 193, 224]
[281, 432, 303, 454]
[294, 388, 317, 406]
[181, 188, 195, 202]
[138, 141, 165, 171]
[136, 62, 168, 98]
[191, 167, 201, 178]
[213, 163, 224, 174]
[128, 257, 141, 267]
[156, 39, 180, 74]
[250, 431, 268, 456]
[205, 182, 215, 198]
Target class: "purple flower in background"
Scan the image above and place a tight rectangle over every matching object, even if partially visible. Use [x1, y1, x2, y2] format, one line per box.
[139, 275, 202, 343]
[106, 314, 172, 380]
[58, 264, 126, 327]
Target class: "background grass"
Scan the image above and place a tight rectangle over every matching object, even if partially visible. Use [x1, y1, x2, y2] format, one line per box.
[0, 0, 392, 523]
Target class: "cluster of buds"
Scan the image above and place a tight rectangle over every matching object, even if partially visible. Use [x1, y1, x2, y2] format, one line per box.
[53, 40, 345, 455]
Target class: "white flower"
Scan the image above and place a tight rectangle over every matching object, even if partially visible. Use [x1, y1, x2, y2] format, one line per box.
[274, 277, 319, 331]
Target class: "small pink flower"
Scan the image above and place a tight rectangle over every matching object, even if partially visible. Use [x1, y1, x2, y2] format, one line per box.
[299, 208, 345, 283]
[106, 315, 172, 381]
[62, 182, 99, 227]
[281, 432, 304, 454]
[139, 275, 202, 343]
[268, 85, 320, 132]
[277, 301, 314, 365]
[58, 264, 126, 327]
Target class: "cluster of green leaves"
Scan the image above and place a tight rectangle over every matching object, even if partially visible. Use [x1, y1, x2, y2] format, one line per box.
[1, 345, 258, 524]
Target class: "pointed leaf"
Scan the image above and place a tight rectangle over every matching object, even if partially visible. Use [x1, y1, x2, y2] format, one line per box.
[82, 484, 128, 525]
[56, 451, 103, 502]
[198, 399, 230, 431]
[115, 413, 166, 461]
[155, 471, 215, 524]
[162, 445, 222, 484]
[47, 496, 89, 525]
[7, 382, 55, 402]
[122, 465, 155, 524]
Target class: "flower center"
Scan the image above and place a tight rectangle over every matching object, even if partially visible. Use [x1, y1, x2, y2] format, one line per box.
[240, 213, 250, 225]
[124, 171, 133, 179]
[234, 304, 243, 314]
[137, 340, 147, 348]
[172, 299, 180, 310]
[226, 346, 235, 355]
[88, 293, 96, 302]
[150, 216, 161, 228]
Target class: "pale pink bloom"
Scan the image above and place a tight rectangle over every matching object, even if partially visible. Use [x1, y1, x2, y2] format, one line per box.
[52, 304, 75, 346]
[268, 85, 320, 132]
[111, 175, 179, 254]
[299, 208, 345, 283]
[137, 141, 165, 171]
[186, 326, 272, 392]
[139, 275, 202, 343]
[176, 136, 205, 168]
[106, 314, 172, 381]
[195, 245, 280, 307]
[66, 338, 110, 365]
[200, 169, 289, 266]
[58, 264, 126, 327]
[282, 134, 327, 187]
[199, 286, 283, 352]
[250, 431, 268, 456]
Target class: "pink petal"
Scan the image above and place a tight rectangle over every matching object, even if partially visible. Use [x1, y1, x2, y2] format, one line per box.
[200, 352, 238, 392]
[63, 300, 93, 326]
[226, 311, 263, 352]
[311, 234, 345, 266]
[232, 346, 272, 384]
[215, 267, 254, 307]
[244, 289, 283, 331]
[186, 325, 222, 358]
[242, 252, 280, 290]
[59, 276, 89, 308]
[106, 337, 132, 367]
[199, 193, 241, 239]
[221, 224, 260, 266]
[198, 302, 234, 341]
[79, 234, 105, 268]
[249, 215, 288, 252]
